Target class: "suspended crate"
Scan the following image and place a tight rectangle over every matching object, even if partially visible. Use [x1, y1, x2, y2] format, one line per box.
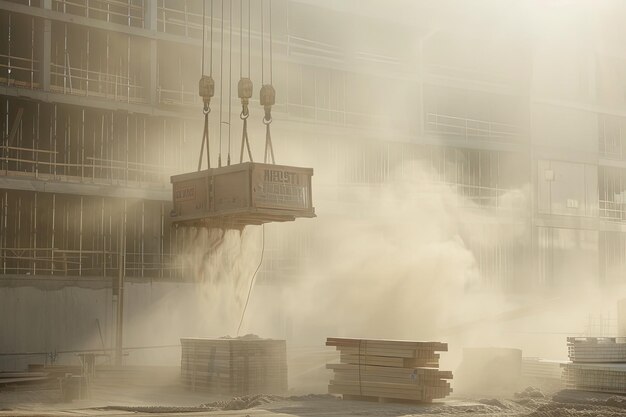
[170, 162, 315, 228]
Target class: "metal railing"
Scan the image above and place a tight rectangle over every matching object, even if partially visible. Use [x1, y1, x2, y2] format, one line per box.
[599, 200, 626, 222]
[286, 102, 411, 133]
[287, 35, 344, 61]
[50, 63, 146, 104]
[425, 112, 524, 142]
[1, 145, 173, 187]
[452, 183, 517, 209]
[157, 87, 199, 107]
[425, 63, 518, 85]
[52, 0, 145, 28]
[0, 248, 184, 278]
[0, 54, 39, 89]
[157, 3, 206, 38]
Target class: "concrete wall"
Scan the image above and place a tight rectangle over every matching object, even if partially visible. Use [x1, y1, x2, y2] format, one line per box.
[0, 280, 211, 370]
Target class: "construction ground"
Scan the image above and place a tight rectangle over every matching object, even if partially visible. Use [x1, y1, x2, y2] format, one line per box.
[1, 379, 626, 416]
[3, 0, 626, 416]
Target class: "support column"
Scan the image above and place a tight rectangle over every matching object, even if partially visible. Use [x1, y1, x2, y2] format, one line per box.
[144, 2, 158, 105]
[114, 199, 126, 366]
[37, 0, 52, 91]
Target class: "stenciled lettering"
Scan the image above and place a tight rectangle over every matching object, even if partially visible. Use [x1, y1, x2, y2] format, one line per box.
[263, 169, 299, 185]
[175, 186, 196, 201]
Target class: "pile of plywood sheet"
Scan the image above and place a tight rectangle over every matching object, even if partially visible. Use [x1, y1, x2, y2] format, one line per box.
[567, 337, 626, 362]
[180, 337, 287, 395]
[562, 337, 626, 394]
[326, 337, 452, 403]
[522, 357, 564, 381]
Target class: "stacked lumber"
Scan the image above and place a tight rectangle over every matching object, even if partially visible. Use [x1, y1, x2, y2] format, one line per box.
[567, 337, 626, 362]
[326, 337, 452, 403]
[0, 371, 50, 389]
[521, 357, 564, 381]
[180, 337, 287, 395]
[0, 364, 85, 391]
[562, 337, 626, 394]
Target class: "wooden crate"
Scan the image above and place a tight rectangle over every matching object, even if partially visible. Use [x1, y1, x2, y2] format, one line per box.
[170, 162, 315, 228]
[180, 337, 287, 395]
[326, 337, 452, 403]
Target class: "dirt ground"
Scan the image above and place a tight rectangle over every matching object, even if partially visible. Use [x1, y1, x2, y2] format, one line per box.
[1, 381, 626, 417]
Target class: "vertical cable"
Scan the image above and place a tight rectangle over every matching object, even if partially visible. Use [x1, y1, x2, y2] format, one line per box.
[218, 0, 224, 167]
[210, 0, 214, 76]
[239, 0, 243, 78]
[260, 0, 264, 84]
[248, 0, 251, 77]
[269, 0, 272, 84]
[202, 0, 206, 76]
[228, 0, 233, 165]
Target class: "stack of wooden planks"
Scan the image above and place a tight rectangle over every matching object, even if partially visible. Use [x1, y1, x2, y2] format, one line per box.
[180, 337, 287, 395]
[567, 337, 626, 362]
[0, 371, 50, 389]
[562, 337, 626, 394]
[522, 357, 564, 381]
[326, 337, 452, 403]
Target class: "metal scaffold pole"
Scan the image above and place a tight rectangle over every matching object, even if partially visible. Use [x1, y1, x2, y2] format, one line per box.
[115, 201, 126, 367]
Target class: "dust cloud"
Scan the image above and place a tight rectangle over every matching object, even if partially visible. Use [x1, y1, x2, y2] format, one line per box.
[98, 0, 626, 396]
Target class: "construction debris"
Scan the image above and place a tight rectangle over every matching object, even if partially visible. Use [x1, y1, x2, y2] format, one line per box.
[180, 336, 288, 395]
[325, 337, 452, 403]
[562, 337, 626, 394]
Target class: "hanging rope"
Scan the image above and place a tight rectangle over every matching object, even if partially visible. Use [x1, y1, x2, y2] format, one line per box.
[237, 224, 265, 336]
[259, 0, 275, 164]
[197, 0, 215, 171]
[238, 0, 253, 163]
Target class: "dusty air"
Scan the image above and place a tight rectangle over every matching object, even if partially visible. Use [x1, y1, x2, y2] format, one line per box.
[0, 1, 625, 416]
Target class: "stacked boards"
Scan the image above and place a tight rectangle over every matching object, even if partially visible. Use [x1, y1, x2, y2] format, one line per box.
[326, 337, 452, 403]
[0, 364, 83, 391]
[180, 337, 287, 395]
[522, 357, 565, 381]
[562, 337, 626, 394]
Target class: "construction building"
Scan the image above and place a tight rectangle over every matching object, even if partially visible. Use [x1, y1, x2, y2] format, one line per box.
[0, 0, 625, 362]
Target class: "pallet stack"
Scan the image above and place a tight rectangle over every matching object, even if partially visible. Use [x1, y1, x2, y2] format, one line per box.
[180, 337, 287, 395]
[522, 357, 564, 381]
[562, 337, 626, 394]
[326, 337, 452, 403]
